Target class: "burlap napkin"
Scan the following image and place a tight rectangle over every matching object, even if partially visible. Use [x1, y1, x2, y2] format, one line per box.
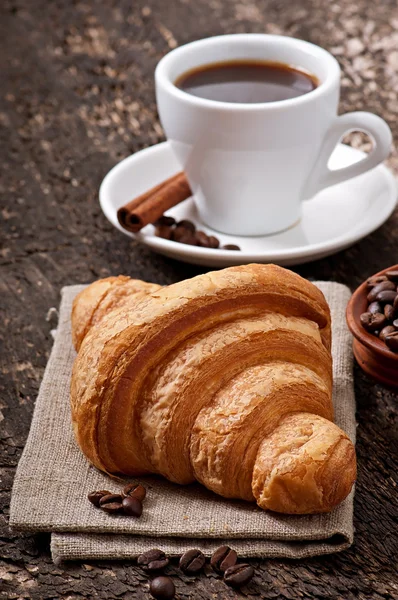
[10, 282, 356, 563]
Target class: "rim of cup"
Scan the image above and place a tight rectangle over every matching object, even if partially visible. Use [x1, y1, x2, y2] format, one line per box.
[155, 33, 341, 111]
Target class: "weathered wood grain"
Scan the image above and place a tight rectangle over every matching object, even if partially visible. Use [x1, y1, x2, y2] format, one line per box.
[1, 0, 397, 598]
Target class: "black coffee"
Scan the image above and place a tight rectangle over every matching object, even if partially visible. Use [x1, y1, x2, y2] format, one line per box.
[175, 60, 318, 103]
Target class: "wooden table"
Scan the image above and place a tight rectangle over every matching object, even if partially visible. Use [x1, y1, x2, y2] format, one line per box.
[1, 1, 397, 598]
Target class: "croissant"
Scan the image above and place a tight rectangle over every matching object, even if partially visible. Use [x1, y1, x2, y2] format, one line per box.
[71, 275, 162, 351]
[70, 264, 356, 514]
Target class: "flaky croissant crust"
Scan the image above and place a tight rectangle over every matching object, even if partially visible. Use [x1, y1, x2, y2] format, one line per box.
[70, 264, 356, 514]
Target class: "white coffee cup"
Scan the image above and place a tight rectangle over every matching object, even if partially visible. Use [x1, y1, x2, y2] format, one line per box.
[155, 34, 392, 236]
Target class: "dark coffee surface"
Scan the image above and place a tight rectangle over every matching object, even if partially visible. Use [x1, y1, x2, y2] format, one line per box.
[175, 60, 318, 103]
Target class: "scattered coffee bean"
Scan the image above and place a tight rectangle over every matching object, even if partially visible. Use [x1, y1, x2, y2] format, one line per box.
[385, 330, 398, 351]
[101, 502, 124, 514]
[99, 493, 123, 507]
[375, 290, 397, 304]
[393, 295, 398, 311]
[122, 496, 143, 517]
[384, 304, 395, 320]
[172, 227, 187, 242]
[379, 325, 396, 342]
[153, 213, 225, 250]
[393, 319, 398, 328]
[149, 576, 175, 600]
[172, 226, 198, 244]
[360, 312, 386, 332]
[195, 230, 208, 246]
[179, 549, 206, 574]
[207, 235, 220, 248]
[196, 230, 217, 248]
[210, 545, 238, 574]
[224, 563, 254, 588]
[176, 219, 196, 233]
[153, 216, 176, 227]
[98, 493, 123, 514]
[366, 275, 388, 288]
[87, 490, 112, 507]
[386, 270, 398, 283]
[222, 244, 241, 251]
[368, 301, 383, 315]
[367, 281, 396, 303]
[123, 482, 147, 501]
[137, 549, 169, 572]
[179, 232, 199, 246]
[155, 225, 173, 240]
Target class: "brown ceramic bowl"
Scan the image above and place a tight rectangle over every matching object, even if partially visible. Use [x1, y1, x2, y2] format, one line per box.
[346, 264, 398, 389]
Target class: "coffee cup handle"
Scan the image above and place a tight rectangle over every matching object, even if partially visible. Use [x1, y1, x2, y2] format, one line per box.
[305, 112, 392, 198]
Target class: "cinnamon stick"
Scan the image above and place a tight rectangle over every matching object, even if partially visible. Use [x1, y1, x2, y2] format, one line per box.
[117, 172, 192, 233]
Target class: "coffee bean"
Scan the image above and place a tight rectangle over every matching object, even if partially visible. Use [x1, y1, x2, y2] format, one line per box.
[210, 545, 238, 574]
[207, 235, 220, 248]
[137, 549, 169, 572]
[368, 301, 383, 315]
[155, 225, 173, 240]
[122, 496, 143, 517]
[178, 232, 199, 246]
[222, 244, 241, 251]
[379, 326, 396, 342]
[123, 482, 147, 501]
[195, 231, 220, 248]
[87, 490, 112, 507]
[224, 563, 254, 588]
[366, 275, 388, 288]
[384, 304, 395, 321]
[153, 215, 176, 227]
[99, 493, 123, 514]
[99, 493, 123, 506]
[172, 227, 186, 242]
[362, 271, 398, 350]
[176, 219, 196, 233]
[360, 312, 386, 332]
[179, 549, 206, 574]
[367, 281, 396, 303]
[385, 330, 398, 352]
[196, 231, 212, 247]
[172, 227, 198, 245]
[149, 576, 175, 600]
[386, 270, 398, 283]
[376, 290, 397, 304]
[101, 502, 124, 514]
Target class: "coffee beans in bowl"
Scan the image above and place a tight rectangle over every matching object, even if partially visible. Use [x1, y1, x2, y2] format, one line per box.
[358, 271, 397, 346]
[346, 265, 398, 389]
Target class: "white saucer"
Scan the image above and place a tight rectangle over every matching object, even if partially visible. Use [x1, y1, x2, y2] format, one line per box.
[100, 142, 397, 267]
